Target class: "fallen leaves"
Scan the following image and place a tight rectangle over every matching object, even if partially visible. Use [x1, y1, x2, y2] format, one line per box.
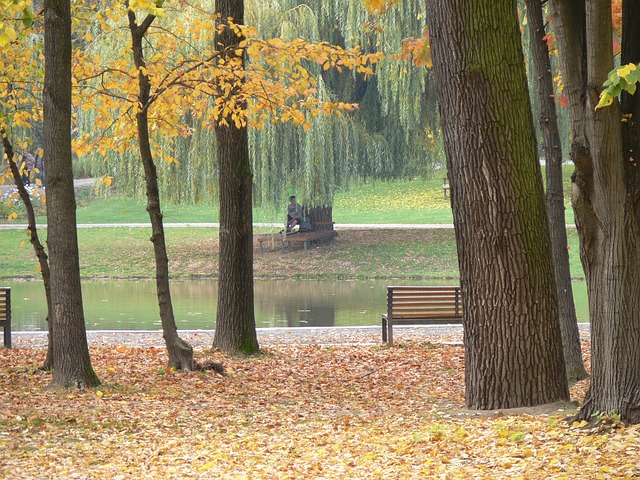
[0, 341, 638, 479]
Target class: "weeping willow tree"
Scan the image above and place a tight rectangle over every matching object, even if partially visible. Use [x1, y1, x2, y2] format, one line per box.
[75, 0, 441, 214]
[247, 0, 441, 219]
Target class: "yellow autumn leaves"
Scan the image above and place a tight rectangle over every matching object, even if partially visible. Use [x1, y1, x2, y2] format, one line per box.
[2, 1, 382, 183]
[1, 342, 639, 478]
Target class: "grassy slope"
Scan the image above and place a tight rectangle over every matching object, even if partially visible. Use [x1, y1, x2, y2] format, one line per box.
[0, 226, 584, 281]
[0, 166, 580, 280]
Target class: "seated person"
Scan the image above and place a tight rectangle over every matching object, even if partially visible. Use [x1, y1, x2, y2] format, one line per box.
[286, 195, 304, 232]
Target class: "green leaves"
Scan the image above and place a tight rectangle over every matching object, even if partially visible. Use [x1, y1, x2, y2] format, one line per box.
[596, 63, 640, 109]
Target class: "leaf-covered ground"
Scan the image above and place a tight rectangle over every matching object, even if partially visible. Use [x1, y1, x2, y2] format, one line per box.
[1, 341, 639, 479]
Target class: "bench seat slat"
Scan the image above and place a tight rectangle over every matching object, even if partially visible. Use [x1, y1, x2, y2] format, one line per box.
[391, 300, 461, 306]
[383, 285, 462, 345]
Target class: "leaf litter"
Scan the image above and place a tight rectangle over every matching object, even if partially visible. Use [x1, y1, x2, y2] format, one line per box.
[1, 340, 639, 479]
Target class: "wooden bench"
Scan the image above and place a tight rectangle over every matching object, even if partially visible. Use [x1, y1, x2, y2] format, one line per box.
[443, 177, 450, 199]
[0, 287, 11, 349]
[382, 285, 462, 346]
[255, 222, 336, 253]
[282, 229, 335, 252]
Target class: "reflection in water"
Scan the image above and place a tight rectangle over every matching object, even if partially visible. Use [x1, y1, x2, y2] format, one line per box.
[7, 278, 589, 332]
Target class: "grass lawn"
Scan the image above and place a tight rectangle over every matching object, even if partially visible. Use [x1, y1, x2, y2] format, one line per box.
[0, 226, 585, 281]
[0, 166, 581, 280]
[3, 166, 576, 225]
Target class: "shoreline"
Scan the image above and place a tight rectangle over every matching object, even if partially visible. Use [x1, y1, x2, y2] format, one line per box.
[8, 324, 592, 349]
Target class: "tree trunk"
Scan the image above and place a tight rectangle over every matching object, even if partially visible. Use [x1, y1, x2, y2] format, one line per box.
[621, 0, 640, 184]
[305, 205, 334, 242]
[128, 12, 194, 370]
[426, 0, 569, 409]
[212, 0, 260, 355]
[44, 0, 99, 388]
[525, 0, 587, 382]
[2, 131, 54, 369]
[551, 0, 640, 423]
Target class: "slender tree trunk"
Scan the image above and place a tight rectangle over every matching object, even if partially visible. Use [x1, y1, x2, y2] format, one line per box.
[128, 11, 194, 370]
[2, 131, 54, 369]
[426, 0, 569, 409]
[525, 0, 587, 382]
[44, 0, 99, 388]
[551, 0, 640, 423]
[212, 0, 259, 355]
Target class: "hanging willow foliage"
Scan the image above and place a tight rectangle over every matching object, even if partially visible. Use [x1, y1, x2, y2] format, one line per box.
[247, 0, 443, 212]
[74, 0, 442, 211]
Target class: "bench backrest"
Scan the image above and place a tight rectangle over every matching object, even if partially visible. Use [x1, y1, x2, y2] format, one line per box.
[0, 287, 10, 325]
[387, 285, 462, 319]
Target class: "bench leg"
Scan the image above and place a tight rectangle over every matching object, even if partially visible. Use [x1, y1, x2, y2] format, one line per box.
[381, 317, 387, 343]
[3, 323, 10, 349]
[258, 240, 264, 254]
[388, 318, 394, 347]
[304, 241, 308, 251]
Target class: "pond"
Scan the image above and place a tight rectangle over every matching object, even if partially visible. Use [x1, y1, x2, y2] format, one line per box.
[6, 279, 590, 332]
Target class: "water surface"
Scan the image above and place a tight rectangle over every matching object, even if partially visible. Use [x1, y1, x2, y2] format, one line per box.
[7, 279, 589, 331]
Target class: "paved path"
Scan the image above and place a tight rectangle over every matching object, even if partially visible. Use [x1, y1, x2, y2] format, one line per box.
[9, 324, 591, 349]
[0, 222, 457, 230]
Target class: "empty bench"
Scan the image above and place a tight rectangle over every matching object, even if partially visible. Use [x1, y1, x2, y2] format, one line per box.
[0, 287, 11, 348]
[382, 285, 462, 346]
[443, 177, 450, 199]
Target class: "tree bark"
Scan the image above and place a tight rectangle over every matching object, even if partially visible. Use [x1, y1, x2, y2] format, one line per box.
[621, 0, 640, 188]
[550, 0, 640, 423]
[44, 0, 99, 388]
[525, 0, 587, 382]
[426, 0, 569, 409]
[212, 0, 260, 355]
[2, 131, 54, 369]
[128, 11, 194, 370]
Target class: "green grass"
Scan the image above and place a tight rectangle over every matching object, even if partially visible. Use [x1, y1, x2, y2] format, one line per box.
[0, 225, 585, 281]
[0, 165, 582, 280]
[4, 165, 576, 225]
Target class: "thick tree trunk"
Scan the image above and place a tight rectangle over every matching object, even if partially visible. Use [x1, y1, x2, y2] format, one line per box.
[551, 0, 640, 423]
[305, 205, 334, 243]
[44, 0, 99, 388]
[525, 0, 587, 382]
[128, 12, 194, 370]
[212, 0, 260, 355]
[2, 132, 54, 369]
[426, 0, 569, 409]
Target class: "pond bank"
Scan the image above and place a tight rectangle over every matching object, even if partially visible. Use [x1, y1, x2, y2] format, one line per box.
[10, 324, 592, 350]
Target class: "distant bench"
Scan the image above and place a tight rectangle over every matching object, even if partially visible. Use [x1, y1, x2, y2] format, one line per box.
[382, 285, 462, 346]
[0, 287, 11, 349]
[255, 222, 335, 253]
[443, 177, 450, 199]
